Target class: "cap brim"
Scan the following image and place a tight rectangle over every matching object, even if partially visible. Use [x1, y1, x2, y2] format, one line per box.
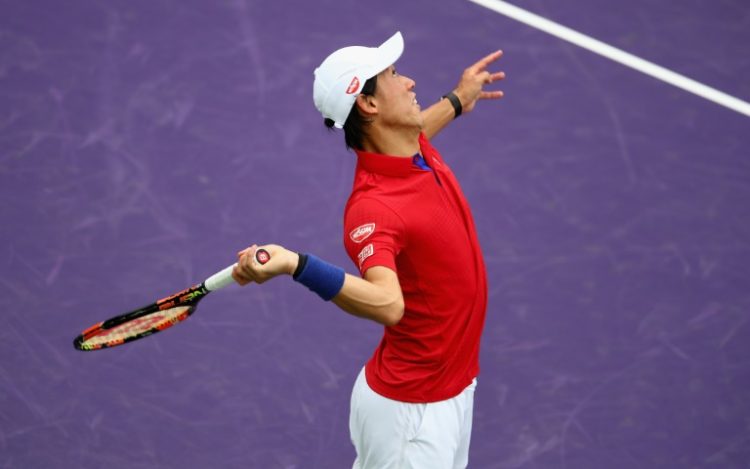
[365, 31, 404, 79]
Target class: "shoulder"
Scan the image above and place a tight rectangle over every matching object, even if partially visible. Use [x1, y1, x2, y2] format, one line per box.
[345, 196, 405, 228]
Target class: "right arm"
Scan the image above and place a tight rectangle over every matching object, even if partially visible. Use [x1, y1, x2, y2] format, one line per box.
[333, 265, 404, 326]
[232, 244, 404, 326]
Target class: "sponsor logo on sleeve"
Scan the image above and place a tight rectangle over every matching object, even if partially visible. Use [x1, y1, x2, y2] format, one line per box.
[349, 223, 375, 243]
[357, 244, 374, 269]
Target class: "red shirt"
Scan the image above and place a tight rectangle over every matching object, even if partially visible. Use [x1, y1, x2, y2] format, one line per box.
[343, 133, 488, 403]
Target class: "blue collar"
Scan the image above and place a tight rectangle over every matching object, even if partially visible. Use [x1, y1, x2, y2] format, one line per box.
[412, 153, 432, 171]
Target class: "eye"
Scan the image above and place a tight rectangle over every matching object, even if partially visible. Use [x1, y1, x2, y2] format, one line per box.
[392, 68, 398, 77]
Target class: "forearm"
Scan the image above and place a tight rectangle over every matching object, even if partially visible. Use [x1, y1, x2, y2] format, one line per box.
[332, 272, 404, 326]
[420, 95, 459, 140]
[291, 253, 404, 326]
[234, 246, 405, 326]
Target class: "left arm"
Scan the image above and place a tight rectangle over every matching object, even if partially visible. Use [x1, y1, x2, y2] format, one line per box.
[421, 50, 506, 140]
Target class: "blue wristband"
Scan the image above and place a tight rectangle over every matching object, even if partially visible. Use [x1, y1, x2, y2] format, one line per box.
[293, 253, 345, 301]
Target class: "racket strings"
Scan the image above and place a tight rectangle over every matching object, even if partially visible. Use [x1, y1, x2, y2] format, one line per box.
[81, 306, 192, 347]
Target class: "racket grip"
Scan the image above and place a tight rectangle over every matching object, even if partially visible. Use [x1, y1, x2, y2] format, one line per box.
[205, 264, 237, 291]
[205, 249, 271, 291]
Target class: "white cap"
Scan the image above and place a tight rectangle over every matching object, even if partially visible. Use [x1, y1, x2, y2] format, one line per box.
[313, 32, 404, 128]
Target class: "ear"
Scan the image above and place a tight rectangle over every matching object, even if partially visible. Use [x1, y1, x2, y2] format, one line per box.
[354, 93, 378, 118]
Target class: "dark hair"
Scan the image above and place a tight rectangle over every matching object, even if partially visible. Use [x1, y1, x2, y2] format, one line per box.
[324, 75, 378, 151]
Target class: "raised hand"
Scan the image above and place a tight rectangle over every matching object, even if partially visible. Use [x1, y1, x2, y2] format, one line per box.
[454, 50, 506, 114]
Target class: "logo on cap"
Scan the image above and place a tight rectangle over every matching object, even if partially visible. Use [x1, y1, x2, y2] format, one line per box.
[346, 76, 361, 95]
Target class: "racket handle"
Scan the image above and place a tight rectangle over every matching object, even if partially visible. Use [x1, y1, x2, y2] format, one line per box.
[204, 249, 271, 291]
[255, 248, 271, 265]
[205, 264, 237, 291]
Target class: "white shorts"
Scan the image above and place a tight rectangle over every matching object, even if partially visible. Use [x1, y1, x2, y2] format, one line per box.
[349, 367, 477, 469]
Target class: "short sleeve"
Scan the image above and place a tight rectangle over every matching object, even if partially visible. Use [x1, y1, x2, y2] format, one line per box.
[343, 197, 406, 276]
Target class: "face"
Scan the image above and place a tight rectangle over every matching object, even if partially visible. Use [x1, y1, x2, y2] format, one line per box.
[362, 65, 423, 130]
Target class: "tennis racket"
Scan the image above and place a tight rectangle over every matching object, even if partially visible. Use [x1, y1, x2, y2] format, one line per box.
[73, 248, 271, 351]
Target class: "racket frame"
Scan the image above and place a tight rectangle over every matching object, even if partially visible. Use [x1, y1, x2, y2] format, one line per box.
[73, 283, 209, 351]
[73, 248, 270, 351]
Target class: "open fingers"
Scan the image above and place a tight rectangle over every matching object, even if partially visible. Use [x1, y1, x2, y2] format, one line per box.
[479, 70, 505, 100]
[488, 71, 505, 83]
[478, 70, 505, 85]
[469, 50, 503, 73]
[480, 90, 504, 100]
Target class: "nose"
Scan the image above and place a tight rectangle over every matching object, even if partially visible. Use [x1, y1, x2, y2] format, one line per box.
[403, 75, 416, 90]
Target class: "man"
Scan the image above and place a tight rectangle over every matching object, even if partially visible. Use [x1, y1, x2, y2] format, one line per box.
[232, 31, 504, 468]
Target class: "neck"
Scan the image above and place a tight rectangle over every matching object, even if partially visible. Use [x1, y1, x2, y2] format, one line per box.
[361, 124, 421, 157]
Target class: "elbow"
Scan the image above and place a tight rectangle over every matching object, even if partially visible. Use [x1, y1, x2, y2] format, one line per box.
[381, 297, 405, 327]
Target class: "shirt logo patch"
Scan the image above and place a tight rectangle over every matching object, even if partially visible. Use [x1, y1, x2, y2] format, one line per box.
[349, 223, 375, 243]
[357, 244, 374, 268]
[345, 76, 361, 95]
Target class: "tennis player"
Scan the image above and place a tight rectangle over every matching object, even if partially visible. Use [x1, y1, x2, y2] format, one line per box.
[233, 31, 504, 468]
